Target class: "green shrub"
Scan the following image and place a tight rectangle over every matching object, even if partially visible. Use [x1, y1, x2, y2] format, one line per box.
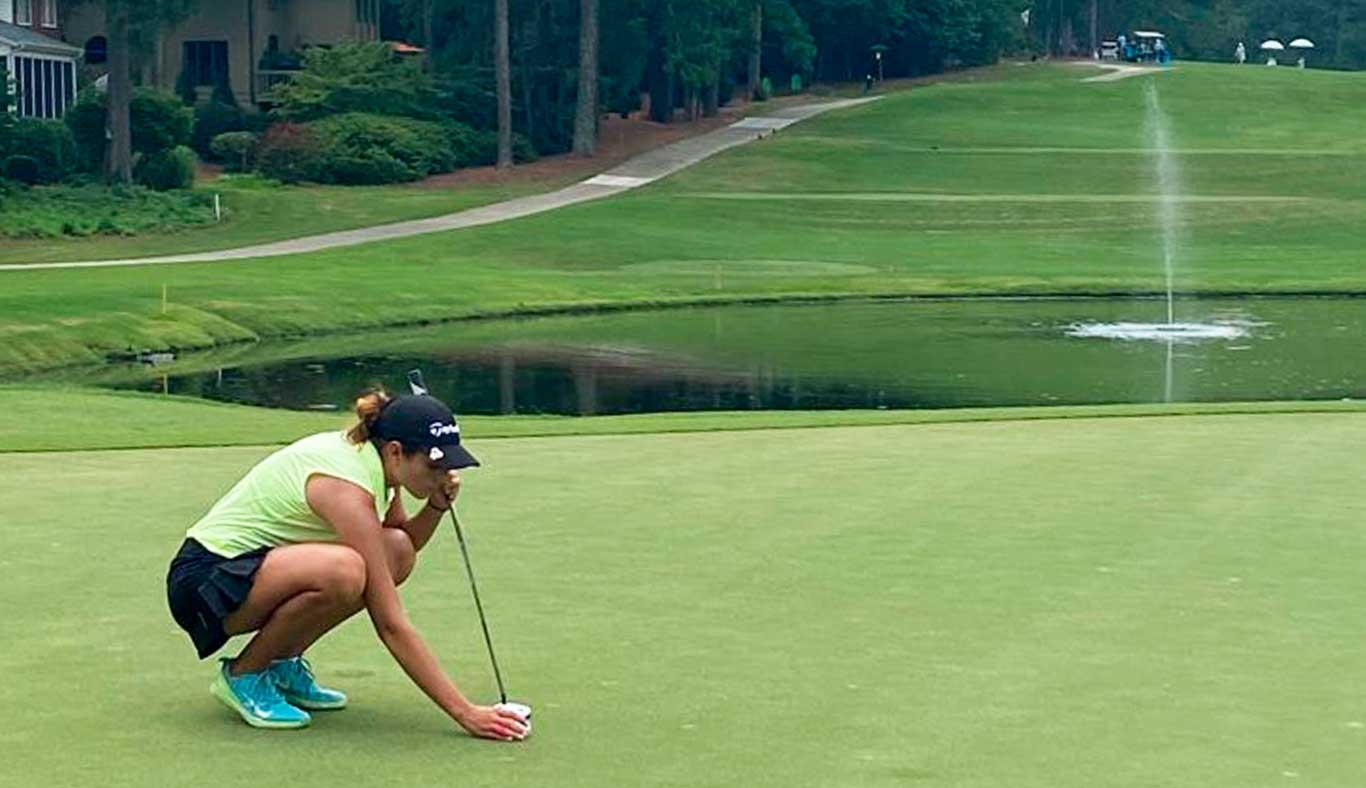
[130, 89, 194, 154]
[602, 74, 643, 119]
[0, 118, 77, 182]
[243, 111, 272, 134]
[211, 70, 239, 108]
[309, 113, 455, 184]
[432, 77, 498, 130]
[272, 41, 439, 122]
[174, 64, 198, 105]
[0, 178, 15, 213]
[193, 101, 246, 158]
[514, 134, 539, 164]
[209, 131, 258, 173]
[322, 151, 416, 185]
[255, 122, 323, 183]
[444, 122, 485, 168]
[464, 129, 539, 167]
[0, 93, 14, 145]
[64, 95, 108, 171]
[65, 88, 193, 172]
[0, 183, 215, 238]
[2, 155, 42, 185]
[134, 145, 196, 191]
[257, 113, 531, 184]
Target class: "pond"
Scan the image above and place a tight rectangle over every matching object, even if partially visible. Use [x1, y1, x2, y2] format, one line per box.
[49, 297, 1366, 415]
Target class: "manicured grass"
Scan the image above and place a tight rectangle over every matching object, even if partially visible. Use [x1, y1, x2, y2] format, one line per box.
[6, 382, 1366, 452]
[8, 64, 1361, 787]
[0, 175, 562, 264]
[4, 411, 1366, 786]
[5, 62, 1366, 374]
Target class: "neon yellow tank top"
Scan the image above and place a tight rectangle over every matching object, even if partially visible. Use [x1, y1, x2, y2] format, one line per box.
[187, 431, 390, 557]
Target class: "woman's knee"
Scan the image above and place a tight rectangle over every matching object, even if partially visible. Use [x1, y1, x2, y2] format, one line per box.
[382, 529, 417, 586]
[316, 546, 367, 604]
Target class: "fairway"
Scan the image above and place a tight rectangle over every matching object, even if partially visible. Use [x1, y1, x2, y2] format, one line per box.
[8, 63, 1366, 374]
[4, 413, 1365, 787]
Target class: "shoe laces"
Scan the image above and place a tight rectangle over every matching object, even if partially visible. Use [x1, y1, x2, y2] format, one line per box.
[276, 656, 315, 687]
[243, 669, 289, 708]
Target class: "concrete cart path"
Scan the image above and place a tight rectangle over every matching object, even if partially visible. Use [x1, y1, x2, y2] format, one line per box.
[1077, 62, 1163, 82]
[2, 97, 879, 272]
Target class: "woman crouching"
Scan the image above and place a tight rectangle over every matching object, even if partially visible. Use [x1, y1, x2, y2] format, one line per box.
[165, 389, 527, 740]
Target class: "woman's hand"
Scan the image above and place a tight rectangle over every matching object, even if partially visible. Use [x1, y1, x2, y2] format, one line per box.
[456, 703, 529, 741]
[428, 470, 461, 511]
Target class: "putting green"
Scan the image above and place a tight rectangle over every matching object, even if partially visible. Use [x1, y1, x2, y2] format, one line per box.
[4, 411, 1365, 786]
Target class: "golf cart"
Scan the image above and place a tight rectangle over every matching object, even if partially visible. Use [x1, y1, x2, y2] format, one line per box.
[1120, 31, 1172, 64]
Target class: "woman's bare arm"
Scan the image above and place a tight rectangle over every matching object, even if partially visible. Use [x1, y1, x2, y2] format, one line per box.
[306, 475, 526, 740]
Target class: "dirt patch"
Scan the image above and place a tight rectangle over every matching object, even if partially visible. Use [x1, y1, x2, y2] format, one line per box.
[196, 161, 225, 182]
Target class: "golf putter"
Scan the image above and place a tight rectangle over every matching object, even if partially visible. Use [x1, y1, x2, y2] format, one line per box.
[406, 370, 534, 733]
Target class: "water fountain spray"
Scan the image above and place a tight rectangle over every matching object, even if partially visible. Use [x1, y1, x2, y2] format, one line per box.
[1066, 77, 1251, 346]
[1064, 76, 1258, 402]
[1144, 80, 1179, 327]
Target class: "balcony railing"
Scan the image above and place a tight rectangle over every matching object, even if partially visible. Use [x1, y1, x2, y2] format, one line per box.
[254, 69, 299, 103]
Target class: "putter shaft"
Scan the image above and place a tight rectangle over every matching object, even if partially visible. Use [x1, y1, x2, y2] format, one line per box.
[448, 507, 509, 705]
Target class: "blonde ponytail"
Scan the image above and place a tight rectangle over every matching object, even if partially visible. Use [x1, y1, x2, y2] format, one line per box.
[346, 389, 392, 444]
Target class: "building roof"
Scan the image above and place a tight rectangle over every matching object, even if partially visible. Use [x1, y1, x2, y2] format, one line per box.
[0, 21, 82, 57]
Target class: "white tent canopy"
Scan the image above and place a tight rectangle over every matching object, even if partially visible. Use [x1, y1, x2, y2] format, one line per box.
[1259, 39, 1285, 51]
[1289, 38, 1315, 49]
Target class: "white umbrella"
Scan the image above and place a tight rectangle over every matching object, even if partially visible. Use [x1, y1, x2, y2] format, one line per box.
[1289, 38, 1315, 49]
[1260, 39, 1285, 51]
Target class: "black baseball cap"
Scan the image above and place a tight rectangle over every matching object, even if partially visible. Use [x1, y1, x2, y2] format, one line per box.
[371, 395, 480, 470]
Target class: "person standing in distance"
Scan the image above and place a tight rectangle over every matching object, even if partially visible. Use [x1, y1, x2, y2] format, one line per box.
[166, 389, 528, 739]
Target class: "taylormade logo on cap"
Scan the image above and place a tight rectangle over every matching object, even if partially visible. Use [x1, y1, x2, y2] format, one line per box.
[429, 421, 460, 438]
[372, 394, 479, 469]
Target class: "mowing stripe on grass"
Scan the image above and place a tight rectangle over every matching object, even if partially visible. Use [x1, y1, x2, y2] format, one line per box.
[789, 137, 1366, 156]
[681, 192, 1322, 203]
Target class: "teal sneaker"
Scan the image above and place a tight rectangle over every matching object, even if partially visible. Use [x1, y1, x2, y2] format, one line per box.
[270, 656, 348, 711]
[210, 658, 311, 729]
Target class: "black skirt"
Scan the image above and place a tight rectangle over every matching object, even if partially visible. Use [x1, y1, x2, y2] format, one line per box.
[166, 538, 272, 659]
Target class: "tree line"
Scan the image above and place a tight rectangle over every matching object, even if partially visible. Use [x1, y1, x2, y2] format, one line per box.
[74, 0, 1025, 184]
[68, 1, 1366, 186]
[1031, 0, 1366, 67]
[390, 0, 1022, 163]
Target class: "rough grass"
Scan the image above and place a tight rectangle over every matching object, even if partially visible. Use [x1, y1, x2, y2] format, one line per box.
[0, 183, 216, 239]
